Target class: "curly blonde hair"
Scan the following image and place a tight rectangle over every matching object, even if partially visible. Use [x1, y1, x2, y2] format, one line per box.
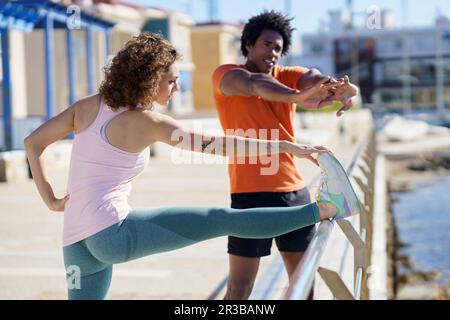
[99, 32, 181, 110]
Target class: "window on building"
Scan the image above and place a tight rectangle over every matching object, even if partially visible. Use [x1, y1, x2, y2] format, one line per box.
[411, 88, 436, 108]
[335, 40, 351, 55]
[444, 89, 450, 107]
[374, 62, 383, 86]
[310, 42, 324, 55]
[444, 58, 450, 82]
[383, 60, 403, 82]
[380, 89, 402, 103]
[410, 58, 436, 83]
[394, 38, 403, 50]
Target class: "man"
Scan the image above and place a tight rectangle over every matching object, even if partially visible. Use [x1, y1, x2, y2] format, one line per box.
[212, 10, 359, 300]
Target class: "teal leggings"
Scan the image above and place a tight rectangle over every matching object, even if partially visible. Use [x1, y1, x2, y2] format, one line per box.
[63, 204, 320, 300]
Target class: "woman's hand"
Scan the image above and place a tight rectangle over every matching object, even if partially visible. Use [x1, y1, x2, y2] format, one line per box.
[47, 195, 69, 212]
[287, 143, 332, 166]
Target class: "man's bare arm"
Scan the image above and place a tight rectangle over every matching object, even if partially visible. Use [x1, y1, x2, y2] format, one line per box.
[219, 68, 337, 109]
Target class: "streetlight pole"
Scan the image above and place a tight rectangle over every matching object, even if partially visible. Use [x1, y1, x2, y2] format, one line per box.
[284, 0, 292, 66]
[436, 25, 445, 118]
[347, 0, 353, 28]
[284, 0, 291, 14]
[208, 0, 219, 22]
[401, 0, 412, 112]
[401, 33, 412, 112]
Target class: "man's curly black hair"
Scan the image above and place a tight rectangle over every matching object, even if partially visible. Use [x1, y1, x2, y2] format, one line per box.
[240, 10, 295, 57]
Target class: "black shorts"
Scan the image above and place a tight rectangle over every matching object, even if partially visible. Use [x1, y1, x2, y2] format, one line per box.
[227, 188, 316, 258]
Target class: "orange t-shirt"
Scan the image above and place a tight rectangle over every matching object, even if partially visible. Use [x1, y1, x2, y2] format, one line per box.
[212, 64, 310, 194]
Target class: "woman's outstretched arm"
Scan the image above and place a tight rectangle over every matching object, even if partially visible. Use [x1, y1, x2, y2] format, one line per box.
[146, 112, 330, 166]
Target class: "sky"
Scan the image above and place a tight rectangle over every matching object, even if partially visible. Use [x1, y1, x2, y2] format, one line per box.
[128, 0, 450, 36]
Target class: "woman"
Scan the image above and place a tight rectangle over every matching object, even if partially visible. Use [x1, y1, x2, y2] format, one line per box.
[24, 32, 351, 300]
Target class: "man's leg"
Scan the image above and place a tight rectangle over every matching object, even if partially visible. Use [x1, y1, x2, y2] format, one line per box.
[280, 251, 314, 300]
[222, 190, 318, 300]
[224, 236, 273, 300]
[280, 251, 305, 281]
[223, 254, 260, 300]
[224, 192, 283, 300]
[277, 188, 316, 300]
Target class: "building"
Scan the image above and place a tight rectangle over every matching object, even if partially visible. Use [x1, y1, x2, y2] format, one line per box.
[140, 8, 195, 115]
[0, 0, 114, 151]
[0, 0, 196, 151]
[294, 9, 450, 112]
[191, 22, 242, 111]
[90, 0, 196, 115]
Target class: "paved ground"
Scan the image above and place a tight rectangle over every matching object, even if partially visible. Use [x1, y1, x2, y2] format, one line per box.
[0, 111, 370, 300]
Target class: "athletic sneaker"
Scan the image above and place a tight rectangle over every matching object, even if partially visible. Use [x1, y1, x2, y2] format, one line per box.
[316, 152, 362, 220]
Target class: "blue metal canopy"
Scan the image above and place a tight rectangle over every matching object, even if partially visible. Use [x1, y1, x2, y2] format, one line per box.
[0, 1, 115, 32]
[0, 0, 115, 151]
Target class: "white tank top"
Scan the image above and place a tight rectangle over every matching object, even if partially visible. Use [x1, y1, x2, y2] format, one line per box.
[63, 98, 149, 246]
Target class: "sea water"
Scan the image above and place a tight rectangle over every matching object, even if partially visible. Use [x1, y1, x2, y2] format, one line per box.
[392, 176, 450, 285]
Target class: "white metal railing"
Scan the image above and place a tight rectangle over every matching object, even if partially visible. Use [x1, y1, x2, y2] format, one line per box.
[207, 127, 377, 300]
[284, 127, 377, 300]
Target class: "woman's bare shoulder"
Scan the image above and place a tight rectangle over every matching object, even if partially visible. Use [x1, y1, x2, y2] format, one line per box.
[139, 109, 173, 124]
[73, 94, 101, 133]
[74, 93, 101, 111]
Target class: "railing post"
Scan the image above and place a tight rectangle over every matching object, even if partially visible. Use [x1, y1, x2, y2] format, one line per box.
[318, 267, 354, 300]
[337, 219, 369, 299]
[354, 175, 372, 208]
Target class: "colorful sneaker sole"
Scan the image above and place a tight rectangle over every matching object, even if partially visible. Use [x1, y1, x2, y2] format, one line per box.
[317, 152, 362, 219]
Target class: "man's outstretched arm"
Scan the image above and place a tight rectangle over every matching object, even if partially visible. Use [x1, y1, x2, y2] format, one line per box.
[219, 68, 338, 109]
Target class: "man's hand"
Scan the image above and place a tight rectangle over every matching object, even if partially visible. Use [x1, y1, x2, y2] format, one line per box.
[294, 77, 340, 109]
[332, 75, 359, 117]
[298, 70, 336, 89]
[297, 70, 359, 115]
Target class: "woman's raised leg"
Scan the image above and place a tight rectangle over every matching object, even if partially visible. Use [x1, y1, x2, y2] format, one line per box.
[84, 202, 334, 265]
